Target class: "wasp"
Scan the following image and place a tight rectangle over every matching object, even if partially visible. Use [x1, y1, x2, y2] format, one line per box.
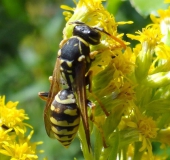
[39, 21, 125, 150]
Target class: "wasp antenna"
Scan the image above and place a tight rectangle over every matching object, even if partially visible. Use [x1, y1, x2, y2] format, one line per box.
[69, 21, 85, 25]
[93, 27, 126, 49]
[109, 34, 126, 49]
[89, 92, 110, 117]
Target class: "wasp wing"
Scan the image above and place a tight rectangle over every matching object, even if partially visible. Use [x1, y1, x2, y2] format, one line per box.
[44, 57, 61, 138]
[75, 60, 91, 151]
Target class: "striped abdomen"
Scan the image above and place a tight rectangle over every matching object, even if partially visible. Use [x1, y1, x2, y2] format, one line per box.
[50, 89, 80, 148]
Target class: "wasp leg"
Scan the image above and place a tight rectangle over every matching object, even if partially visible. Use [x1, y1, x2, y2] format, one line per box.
[92, 26, 126, 49]
[1, 124, 14, 132]
[89, 92, 110, 117]
[85, 70, 110, 117]
[87, 101, 108, 148]
[38, 92, 49, 101]
[85, 70, 93, 93]
[89, 50, 99, 60]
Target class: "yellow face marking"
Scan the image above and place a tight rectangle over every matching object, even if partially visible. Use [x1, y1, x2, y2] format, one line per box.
[64, 109, 78, 116]
[50, 117, 80, 126]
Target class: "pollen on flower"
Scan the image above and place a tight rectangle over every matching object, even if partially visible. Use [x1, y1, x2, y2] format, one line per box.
[160, 17, 170, 35]
[0, 140, 39, 160]
[0, 96, 30, 135]
[137, 116, 158, 139]
[0, 127, 13, 144]
[0, 96, 44, 159]
[127, 25, 162, 50]
[150, 6, 170, 39]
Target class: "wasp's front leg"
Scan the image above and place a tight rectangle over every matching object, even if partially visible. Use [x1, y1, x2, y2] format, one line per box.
[38, 92, 49, 101]
[89, 50, 99, 60]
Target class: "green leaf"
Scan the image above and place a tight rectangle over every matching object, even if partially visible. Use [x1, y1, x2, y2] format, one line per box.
[106, 0, 122, 14]
[94, 128, 103, 160]
[129, 0, 169, 17]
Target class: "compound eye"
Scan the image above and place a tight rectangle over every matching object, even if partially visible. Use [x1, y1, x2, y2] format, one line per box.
[73, 25, 101, 45]
[74, 25, 89, 35]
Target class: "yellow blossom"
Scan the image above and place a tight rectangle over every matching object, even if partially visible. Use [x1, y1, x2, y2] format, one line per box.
[0, 96, 31, 135]
[0, 127, 14, 147]
[125, 108, 158, 159]
[141, 152, 167, 160]
[0, 96, 44, 159]
[0, 138, 39, 160]
[150, 6, 170, 44]
[156, 128, 170, 146]
[127, 24, 162, 51]
[165, 0, 170, 3]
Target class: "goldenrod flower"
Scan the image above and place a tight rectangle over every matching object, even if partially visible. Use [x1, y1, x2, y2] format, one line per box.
[127, 24, 163, 82]
[165, 0, 170, 3]
[0, 131, 41, 160]
[124, 108, 158, 159]
[127, 24, 162, 51]
[150, 6, 170, 45]
[0, 96, 44, 159]
[0, 96, 30, 135]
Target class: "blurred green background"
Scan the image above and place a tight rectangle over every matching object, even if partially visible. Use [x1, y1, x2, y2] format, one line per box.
[0, 0, 168, 159]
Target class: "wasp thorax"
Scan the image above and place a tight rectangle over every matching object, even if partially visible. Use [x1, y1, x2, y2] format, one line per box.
[73, 24, 101, 45]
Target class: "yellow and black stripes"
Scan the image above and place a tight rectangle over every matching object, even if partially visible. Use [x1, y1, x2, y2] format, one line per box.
[50, 89, 80, 148]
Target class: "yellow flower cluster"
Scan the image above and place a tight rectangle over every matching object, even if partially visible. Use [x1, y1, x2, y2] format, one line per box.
[0, 96, 43, 160]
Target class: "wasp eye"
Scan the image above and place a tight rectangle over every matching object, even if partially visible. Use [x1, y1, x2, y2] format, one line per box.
[73, 25, 101, 45]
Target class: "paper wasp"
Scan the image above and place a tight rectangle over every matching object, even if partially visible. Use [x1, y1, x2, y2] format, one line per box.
[39, 21, 125, 149]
